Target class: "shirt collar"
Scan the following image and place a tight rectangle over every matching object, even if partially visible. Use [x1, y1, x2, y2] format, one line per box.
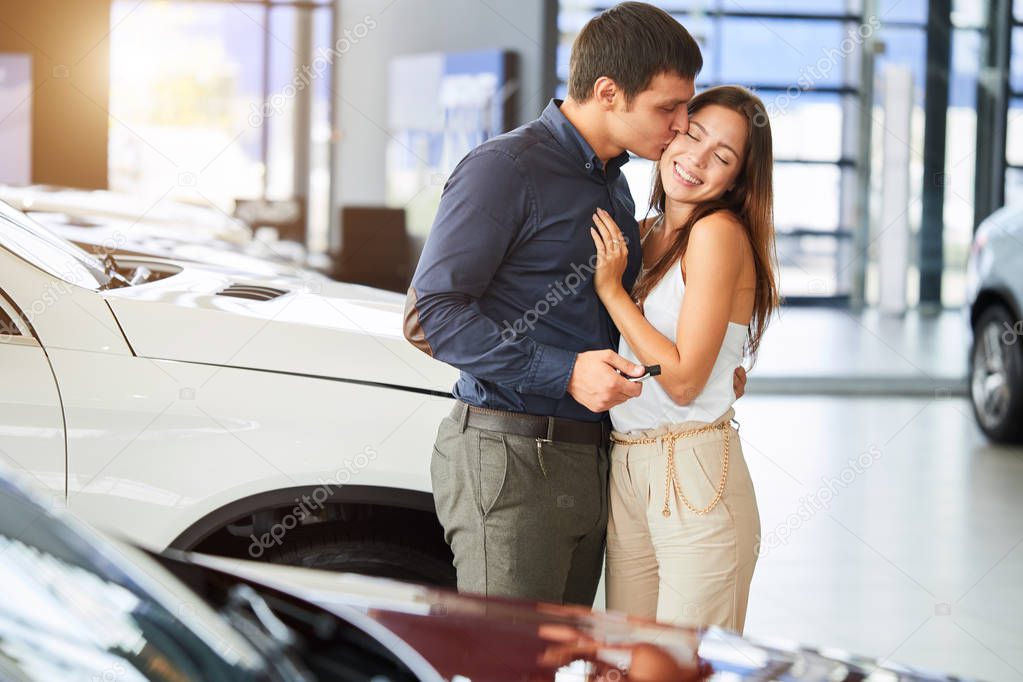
[540, 99, 631, 180]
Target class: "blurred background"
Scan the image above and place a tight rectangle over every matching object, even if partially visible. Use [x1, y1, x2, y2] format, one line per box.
[1, 0, 1016, 305]
[1, 1, 1022, 679]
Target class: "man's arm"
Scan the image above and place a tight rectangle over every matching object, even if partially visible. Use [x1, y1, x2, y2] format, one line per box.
[403, 149, 578, 398]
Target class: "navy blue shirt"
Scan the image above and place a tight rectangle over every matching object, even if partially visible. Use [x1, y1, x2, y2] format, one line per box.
[404, 100, 643, 422]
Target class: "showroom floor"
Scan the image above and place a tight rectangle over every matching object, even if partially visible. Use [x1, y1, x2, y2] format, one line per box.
[736, 395, 1021, 682]
[592, 394, 1022, 682]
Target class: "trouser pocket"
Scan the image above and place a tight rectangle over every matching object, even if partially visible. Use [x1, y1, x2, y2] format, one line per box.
[474, 431, 508, 517]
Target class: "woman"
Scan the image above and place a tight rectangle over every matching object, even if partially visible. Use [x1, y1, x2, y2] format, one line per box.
[590, 85, 779, 634]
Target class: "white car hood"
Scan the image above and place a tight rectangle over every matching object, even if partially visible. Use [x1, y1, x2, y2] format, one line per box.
[103, 266, 457, 393]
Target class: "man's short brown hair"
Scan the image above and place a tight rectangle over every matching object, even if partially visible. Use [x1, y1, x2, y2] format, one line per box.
[568, 2, 703, 103]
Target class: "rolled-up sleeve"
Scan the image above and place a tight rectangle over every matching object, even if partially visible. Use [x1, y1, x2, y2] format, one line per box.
[403, 149, 577, 399]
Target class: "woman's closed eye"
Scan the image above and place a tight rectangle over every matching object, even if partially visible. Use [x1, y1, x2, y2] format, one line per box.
[687, 132, 730, 165]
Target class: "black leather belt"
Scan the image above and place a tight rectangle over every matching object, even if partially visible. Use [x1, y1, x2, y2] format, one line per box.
[452, 401, 610, 447]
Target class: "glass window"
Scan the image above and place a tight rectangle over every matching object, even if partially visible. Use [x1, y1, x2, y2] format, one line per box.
[878, 0, 927, 24]
[109, 1, 267, 209]
[0, 54, 32, 186]
[876, 27, 928, 106]
[266, 5, 299, 201]
[774, 163, 842, 230]
[943, 27, 982, 307]
[558, 5, 600, 36]
[307, 7, 335, 253]
[767, 92, 845, 162]
[1012, 27, 1023, 93]
[951, 0, 985, 29]
[776, 233, 844, 297]
[721, 0, 860, 12]
[1005, 166, 1023, 204]
[556, 42, 571, 84]
[261, 5, 334, 252]
[108, 0, 335, 253]
[1005, 98, 1023, 166]
[622, 157, 658, 218]
[717, 18, 850, 87]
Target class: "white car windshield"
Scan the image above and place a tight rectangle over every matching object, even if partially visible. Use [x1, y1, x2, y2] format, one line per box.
[0, 199, 110, 289]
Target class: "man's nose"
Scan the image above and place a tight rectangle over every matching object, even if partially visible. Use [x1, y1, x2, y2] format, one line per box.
[672, 107, 689, 134]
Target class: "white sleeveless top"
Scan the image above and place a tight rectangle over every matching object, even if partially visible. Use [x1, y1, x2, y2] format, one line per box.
[610, 261, 748, 434]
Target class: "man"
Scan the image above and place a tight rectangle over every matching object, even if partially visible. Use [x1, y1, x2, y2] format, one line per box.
[404, 2, 746, 606]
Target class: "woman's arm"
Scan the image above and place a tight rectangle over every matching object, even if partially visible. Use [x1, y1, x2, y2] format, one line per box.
[591, 209, 746, 405]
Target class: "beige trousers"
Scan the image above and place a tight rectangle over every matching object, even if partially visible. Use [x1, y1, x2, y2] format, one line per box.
[605, 407, 761, 634]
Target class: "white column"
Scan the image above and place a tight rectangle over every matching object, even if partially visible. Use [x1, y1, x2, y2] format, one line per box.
[878, 65, 914, 315]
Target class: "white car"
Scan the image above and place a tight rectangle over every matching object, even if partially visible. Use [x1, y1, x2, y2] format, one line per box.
[0, 198, 460, 585]
[965, 203, 1023, 443]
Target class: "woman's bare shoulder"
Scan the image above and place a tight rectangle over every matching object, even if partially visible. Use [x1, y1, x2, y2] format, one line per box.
[690, 210, 747, 250]
[687, 211, 756, 289]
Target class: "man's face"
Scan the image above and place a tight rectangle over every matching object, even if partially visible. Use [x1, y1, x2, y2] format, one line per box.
[607, 72, 695, 161]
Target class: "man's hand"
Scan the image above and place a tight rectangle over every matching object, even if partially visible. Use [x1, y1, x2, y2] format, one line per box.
[567, 350, 645, 413]
[733, 366, 747, 399]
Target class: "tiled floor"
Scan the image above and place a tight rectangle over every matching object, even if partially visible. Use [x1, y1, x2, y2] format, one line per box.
[594, 394, 1023, 682]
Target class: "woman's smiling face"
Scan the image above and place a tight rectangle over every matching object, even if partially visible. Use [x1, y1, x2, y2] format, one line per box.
[659, 103, 747, 205]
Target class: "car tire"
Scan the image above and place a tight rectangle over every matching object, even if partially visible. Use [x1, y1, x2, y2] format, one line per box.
[268, 527, 457, 588]
[970, 304, 1023, 444]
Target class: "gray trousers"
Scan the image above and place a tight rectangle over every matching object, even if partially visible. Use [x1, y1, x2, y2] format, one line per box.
[430, 404, 610, 606]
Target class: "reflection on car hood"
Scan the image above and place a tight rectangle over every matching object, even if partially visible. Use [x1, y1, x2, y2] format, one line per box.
[25, 202, 310, 272]
[0, 184, 252, 244]
[184, 553, 978, 682]
[103, 263, 456, 394]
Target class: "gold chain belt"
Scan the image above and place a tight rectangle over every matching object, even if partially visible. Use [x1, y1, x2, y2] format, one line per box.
[611, 420, 732, 517]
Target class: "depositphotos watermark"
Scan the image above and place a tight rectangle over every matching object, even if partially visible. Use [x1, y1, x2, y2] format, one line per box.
[756, 444, 883, 558]
[756, 14, 881, 126]
[499, 237, 632, 343]
[248, 14, 378, 127]
[1001, 319, 1023, 345]
[247, 446, 378, 557]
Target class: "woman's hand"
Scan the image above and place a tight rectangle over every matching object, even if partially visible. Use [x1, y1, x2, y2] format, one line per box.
[590, 207, 630, 302]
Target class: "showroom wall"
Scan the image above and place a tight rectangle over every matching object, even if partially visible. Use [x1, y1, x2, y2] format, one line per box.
[332, 0, 556, 219]
[0, 0, 110, 189]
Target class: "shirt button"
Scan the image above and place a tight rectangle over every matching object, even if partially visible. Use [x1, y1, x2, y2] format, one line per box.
[585, 162, 592, 169]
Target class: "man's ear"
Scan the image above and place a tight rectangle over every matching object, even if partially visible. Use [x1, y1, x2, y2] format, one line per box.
[592, 76, 619, 109]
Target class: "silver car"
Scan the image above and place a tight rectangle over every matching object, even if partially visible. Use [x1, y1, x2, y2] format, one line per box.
[966, 202, 1023, 443]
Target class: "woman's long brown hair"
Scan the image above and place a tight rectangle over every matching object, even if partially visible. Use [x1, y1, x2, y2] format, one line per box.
[632, 85, 780, 366]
